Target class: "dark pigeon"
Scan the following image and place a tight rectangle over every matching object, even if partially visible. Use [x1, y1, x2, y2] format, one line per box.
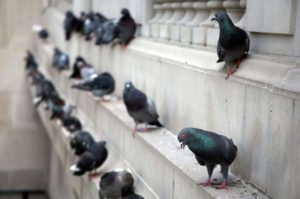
[64, 10, 79, 40]
[24, 50, 38, 77]
[178, 127, 237, 189]
[212, 11, 250, 79]
[61, 115, 82, 133]
[69, 56, 86, 79]
[52, 48, 69, 71]
[74, 12, 85, 33]
[70, 131, 95, 156]
[117, 8, 136, 46]
[99, 169, 144, 199]
[123, 81, 163, 136]
[71, 72, 115, 98]
[70, 141, 108, 179]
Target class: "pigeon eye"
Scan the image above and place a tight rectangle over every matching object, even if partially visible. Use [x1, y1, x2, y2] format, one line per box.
[182, 134, 186, 138]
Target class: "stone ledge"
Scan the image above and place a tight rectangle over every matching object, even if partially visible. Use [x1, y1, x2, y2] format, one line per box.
[32, 40, 269, 199]
[128, 38, 300, 95]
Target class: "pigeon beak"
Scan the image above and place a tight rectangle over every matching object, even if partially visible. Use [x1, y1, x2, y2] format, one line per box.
[211, 17, 216, 21]
[70, 164, 80, 172]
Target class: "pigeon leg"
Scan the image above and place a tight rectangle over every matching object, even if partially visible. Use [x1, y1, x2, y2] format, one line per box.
[215, 164, 228, 189]
[199, 164, 215, 187]
[132, 123, 138, 137]
[88, 171, 101, 180]
[225, 67, 233, 79]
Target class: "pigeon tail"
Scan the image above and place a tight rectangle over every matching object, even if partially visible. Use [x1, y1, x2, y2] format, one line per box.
[149, 120, 163, 127]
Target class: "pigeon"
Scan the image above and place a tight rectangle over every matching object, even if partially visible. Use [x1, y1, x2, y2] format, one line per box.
[69, 56, 86, 79]
[34, 78, 61, 108]
[178, 127, 237, 189]
[70, 131, 95, 156]
[99, 169, 144, 199]
[123, 81, 163, 136]
[83, 12, 95, 41]
[70, 141, 108, 179]
[24, 50, 38, 77]
[64, 10, 79, 40]
[32, 25, 49, 40]
[95, 19, 118, 45]
[71, 72, 115, 98]
[52, 48, 69, 71]
[61, 115, 82, 133]
[211, 11, 250, 79]
[74, 12, 85, 33]
[49, 104, 76, 120]
[117, 8, 136, 46]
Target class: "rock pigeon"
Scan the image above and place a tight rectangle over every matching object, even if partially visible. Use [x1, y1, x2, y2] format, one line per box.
[61, 116, 82, 133]
[95, 19, 118, 45]
[70, 141, 108, 179]
[24, 50, 38, 77]
[123, 81, 163, 136]
[211, 11, 249, 79]
[99, 169, 144, 199]
[69, 56, 86, 79]
[32, 25, 49, 40]
[34, 78, 61, 108]
[71, 72, 115, 98]
[83, 12, 95, 41]
[117, 8, 136, 46]
[70, 131, 95, 156]
[64, 10, 79, 40]
[74, 12, 85, 33]
[178, 127, 238, 189]
[52, 48, 69, 71]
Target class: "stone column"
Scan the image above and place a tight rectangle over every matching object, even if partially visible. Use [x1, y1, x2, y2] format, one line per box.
[172, 2, 196, 44]
[143, 4, 164, 37]
[152, 3, 173, 39]
[202, 0, 224, 47]
[160, 2, 184, 40]
[236, 0, 246, 28]
[182, 0, 209, 45]
[223, 0, 243, 23]
[72, 0, 91, 16]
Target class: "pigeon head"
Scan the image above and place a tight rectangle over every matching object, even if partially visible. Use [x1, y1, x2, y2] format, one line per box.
[123, 81, 134, 95]
[211, 11, 233, 25]
[121, 8, 130, 16]
[66, 10, 73, 17]
[178, 128, 194, 149]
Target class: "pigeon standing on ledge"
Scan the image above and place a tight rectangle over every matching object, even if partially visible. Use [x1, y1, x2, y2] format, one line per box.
[99, 169, 144, 199]
[70, 140, 108, 179]
[52, 48, 69, 71]
[212, 11, 249, 79]
[116, 8, 136, 47]
[178, 128, 237, 189]
[32, 25, 49, 40]
[123, 81, 163, 136]
[64, 11, 78, 40]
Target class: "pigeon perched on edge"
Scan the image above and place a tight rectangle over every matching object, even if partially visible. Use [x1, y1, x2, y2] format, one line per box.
[64, 10, 79, 40]
[70, 131, 95, 156]
[99, 169, 144, 199]
[70, 140, 108, 179]
[211, 11, 249, 79]
[52, 48, 69, 71]
[178, 128, 237, 189]
[116, 8, 136, 47]
[123, 81, 163, 136]
[32, 25, 49, 40]
[71, 72, 115, 99]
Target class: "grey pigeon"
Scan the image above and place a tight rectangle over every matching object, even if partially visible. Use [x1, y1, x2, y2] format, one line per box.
[83, 12, 95, 41]
[96, 19, 118, 45]
[117, 9, 136, 46]
[70, 141, 108, 179]
[71, 72, 115, 99]
[99, 169, 144, 199]
[52, 48, 69, 71]
[123, 81, 163, 136]
[212, 11, 249, 79]
[178, 127, 237, 189]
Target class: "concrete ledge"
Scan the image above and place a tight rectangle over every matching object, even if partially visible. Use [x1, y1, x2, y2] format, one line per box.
[32, 39, 269, 199]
